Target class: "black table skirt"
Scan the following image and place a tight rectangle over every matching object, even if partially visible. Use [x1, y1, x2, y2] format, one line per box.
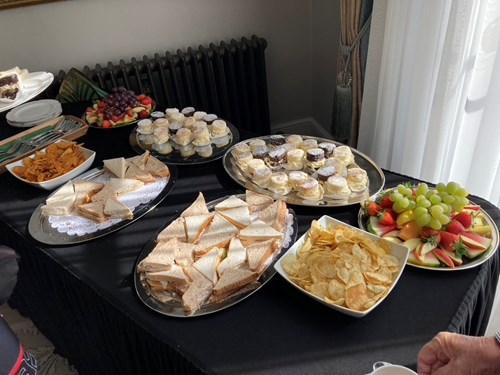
[0, 107, 499, 375]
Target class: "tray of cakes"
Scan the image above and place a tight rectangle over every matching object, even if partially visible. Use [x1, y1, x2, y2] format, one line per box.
[129, 107, 240, 165]
[222, 134, 385, 207]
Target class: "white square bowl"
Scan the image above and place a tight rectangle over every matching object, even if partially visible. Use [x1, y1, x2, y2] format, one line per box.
[274, 215, 409, 318]
[6, 139, 95, 190]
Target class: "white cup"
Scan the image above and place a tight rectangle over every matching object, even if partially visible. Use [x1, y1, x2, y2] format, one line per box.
[370, 361, 417, 375]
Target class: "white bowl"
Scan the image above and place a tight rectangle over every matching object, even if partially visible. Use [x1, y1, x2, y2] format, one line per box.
[274, 215, 409, 318]
[6, 140, 95, 190]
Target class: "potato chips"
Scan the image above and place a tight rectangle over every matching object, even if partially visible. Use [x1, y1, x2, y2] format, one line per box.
[12, 141, 86, 182]
[282, 220, 401, 311]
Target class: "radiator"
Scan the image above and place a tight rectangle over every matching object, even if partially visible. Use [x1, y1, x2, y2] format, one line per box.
[50, 35, 271, 135]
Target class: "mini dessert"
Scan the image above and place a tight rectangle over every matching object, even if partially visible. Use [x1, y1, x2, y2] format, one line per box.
[269, 135, 286, 147]
[288, 171, 309, 189]
[252, 147, 268, 160]
[286, 134, 303, 148]
[318, 142, 337, 158]
[153, 142, 173, 155]
[153, 118, 169, 128]
[252, 166, 272, 187]
[246, 159, 266, 175]
[192, 126, 211, 146]
[285, 149, 305, 171]
[235, 152, 254, 171]
[266, 148, 287, 170]
[192, 121, 208, 132]
[305, 148, 326, 169]
[181, 107, 195, 117]
[168, 123, 183, 136]
[300, 139, 318, 151]
[324, 175, 351, 200]
[297, 178, 324, 201]
[150, 111, 165, 121]
[179, 144, 196, 157]
[203, 114, 218, 124]
[211, 134, 231, 147]
[193, 111, 207, 120]
[231, 143, 251, 158]
[210, 119, 230, 138]
[268, 172, 291, 195]
[153, 126, 169, 144]
[137, 119, 154, 134]
[195, 145, 213, 158]
[174, 127, 194, 146]
[0, 73, 20, 101]
[165, 108, 179, 119]
[170, 112, 186, 124]
[333, 145, 355, 166]
[183, 117, 196, 130]
[316, 166, 337, 182]
[346, 167, 368, 193]
[278, 143, 295, 153]
[248, 139, 266, 152]
[324, 157, 347, 177]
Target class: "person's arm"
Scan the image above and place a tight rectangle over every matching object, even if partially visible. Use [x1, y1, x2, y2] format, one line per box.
[418, 331, 500, 375]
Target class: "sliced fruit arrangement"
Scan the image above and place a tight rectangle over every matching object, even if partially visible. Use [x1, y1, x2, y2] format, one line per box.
[85, 87, 154, 128]
[362, 182, 494, 269]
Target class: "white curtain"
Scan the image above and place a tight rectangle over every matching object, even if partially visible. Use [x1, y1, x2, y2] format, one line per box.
[358, 0, 500, 207]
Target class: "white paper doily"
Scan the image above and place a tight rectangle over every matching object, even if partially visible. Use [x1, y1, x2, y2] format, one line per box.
[48, 175, 167, 236]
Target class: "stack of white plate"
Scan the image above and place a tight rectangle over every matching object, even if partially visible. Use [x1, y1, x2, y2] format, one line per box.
[6, 99, 62, 128]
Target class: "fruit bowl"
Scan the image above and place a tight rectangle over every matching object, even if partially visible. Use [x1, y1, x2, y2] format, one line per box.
[358, 183, 499, 271]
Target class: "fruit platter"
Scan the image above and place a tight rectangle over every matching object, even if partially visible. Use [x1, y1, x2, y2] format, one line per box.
[84, 87, 155, 129]
[358, 181, 499, 271]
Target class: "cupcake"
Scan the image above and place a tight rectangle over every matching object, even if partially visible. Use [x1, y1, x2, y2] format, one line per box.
[266, 148, 287, 170]
[210, 119, 230, 138]
[196, 145, 213, 158]
[300, 139, 318, 152]
[268, 172, 291, 195]
[346, 167, 368, 193]
[137, 119, 154, 135]
[174, 128, 193, 146]
[297, 178, 324, 201]
[288, 170, 309, 189]
[193, 111, 207, 120]
[318, 142, 337, 158]
[168, 123, 183, 136]
[285, 149, 305, 171]
[305, 148, 326, 169]
[286, 134, 303, 148]
[181, 107, 196, 117]
[203, 114, 218, 124]
[324, 175, 351, 200]
[333, 145, 355, 166]
[252, 166, 272, 187]
[248, 139, 266, 152]
[192, 126, 211, 147]
[316, 166, 337, 182]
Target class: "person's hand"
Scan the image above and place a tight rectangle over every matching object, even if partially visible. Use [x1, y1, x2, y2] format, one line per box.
[418, 331, 500, 375]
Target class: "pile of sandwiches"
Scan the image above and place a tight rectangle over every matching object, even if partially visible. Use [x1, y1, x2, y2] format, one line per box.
[137, 189, 289, 316]
[40, 151, 170, 223]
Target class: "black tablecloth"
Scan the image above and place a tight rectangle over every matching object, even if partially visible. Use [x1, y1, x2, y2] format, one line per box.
[0, 105, 499, 375]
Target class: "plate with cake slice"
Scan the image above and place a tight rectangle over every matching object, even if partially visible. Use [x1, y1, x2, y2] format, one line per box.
[134, 189, 298, 317]
[28, 151, 178, 245]
[223, 134, 385, 207]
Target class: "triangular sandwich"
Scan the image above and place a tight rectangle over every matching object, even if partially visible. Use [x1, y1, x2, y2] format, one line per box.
[157, 217, 186, 242]
[41, 194, 75, 216]
[73, 179, 104, 205]
[212, 268, 258, 297]
[217, 237, 247, 276]
[109, 178, 144, 195]
[146, 264, 189, 285]
[46, 180, 75, 205]
[181, 276, 214, 316]
[103, 157, 127, 178]
[144, 156, 170, 178]
[209, 281, 260, 304]
[103, 197, 133, 220]
[128, 150, 150, 170]
[194, 213, 239, 256]
[258, 199, 288, 232]
[214, 195, 248, 211]
[192, 247, 223, 285]
[245, 190, 274, 213]
[239, 219, 283, 242]
[184, 213, 214, 243]
[174, 241, 195, 268]
[246, 239, 280, 272]
[91, 182, 117, 203]
[77, 201, 106, 223]
[124, 162, 156, 183]
[137, 238, 177, 273]
[217, 205, 251, 228]
[181, 192, 209, 217]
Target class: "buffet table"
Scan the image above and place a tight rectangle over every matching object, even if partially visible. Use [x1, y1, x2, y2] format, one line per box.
[0, 105, 499, 375]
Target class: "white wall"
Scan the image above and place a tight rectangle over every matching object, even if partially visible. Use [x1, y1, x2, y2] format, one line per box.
[0, 0, 339, 133]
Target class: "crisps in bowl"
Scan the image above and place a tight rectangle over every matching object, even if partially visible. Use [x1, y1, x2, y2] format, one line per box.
[275, 215, 409, 317]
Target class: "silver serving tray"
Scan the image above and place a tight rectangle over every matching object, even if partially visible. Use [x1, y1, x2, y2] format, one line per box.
[129, 120, 240, 165]
[222, 135, 385, 207]
[28, 164, 178, 245]
[134, 194, 298, 318]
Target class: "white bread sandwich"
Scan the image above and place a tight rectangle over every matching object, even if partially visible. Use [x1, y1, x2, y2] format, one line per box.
[181, 192, 209, 217]
[217, 237, 247, 276]
[103, 197, 133, 220]
[144, 156, 170, 178]
[41, 194, 75, 216]
[146, 264, 189, 285]
[127, 150, 150, 170]
[193, 213, 239, 256]
[103, 157, 128, 178]
[214, 195, 249, 211]
[124, 162, 156, 183]
[77, 201, 107, 223]
[258, 199, 288, 233]
[245, 190, 274, 213]
[73, 179, 104, 205]
[45, 180, 75, 205]
[209, 281, 260, 304]
[216, 205, 251, 228]
[246, 239, 280, 272]
[157, 217, 187, 242]
[109, 178, 144, 195]
[137, 238, 177, 273]
[181, 276, 214, 316]
[212, 268, 258, 299]
[174, 241, 195, 268]
[239, 219, 283, 242]
[184, 213, 214, 243]
[91, 182, 118, 204]
[192, 247, 223, 285]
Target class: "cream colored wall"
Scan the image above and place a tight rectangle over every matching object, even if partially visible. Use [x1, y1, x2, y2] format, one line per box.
[0, 0, 339, 133]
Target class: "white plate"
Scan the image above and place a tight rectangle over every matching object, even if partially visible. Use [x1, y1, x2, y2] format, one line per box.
[7, 99, 62, 127]
[0, 72, 54, 113]
[274, 215, 409, 318]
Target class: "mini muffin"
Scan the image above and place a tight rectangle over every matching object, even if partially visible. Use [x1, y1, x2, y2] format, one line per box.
[252, 146, 268, 160]
[170, 112, 186, 125]
[324, 175, 351, 200]
[174, 127, 193, 146]
[181, 107, 196, 117]
[248, 139, 266, 152]
[269, 134, 286, 147]
[346, 167, 368, 193]
[183, 116, 196, 130]
[286, 134, 303, 148]
[203, 114, 218, 124]
[246, 159, 266, 175]
[193, 111, 207, 120]
[316, 166, 337, 182]
[231, 142, 251, 158]
[195, 145, 213, 158]
[137, 119, 154, 135]
[324, 157, 347, 177]
[266, 148, 287, 170]
[306, 148, 326, 169]
[153, 118, 169, 128]
[168, 123, 183, 136]
[268, 172, 291, 195]
[288, 170, 309, 189]
[297, 178, 324, 201]
[285, 149, 305, 171]
[192, 126, 211, 147]
[333, 145, 355, 166]
[252, 166, 272, 187]
[318, 142, 337, 158]
[300, 139, 318, 152]
[210, 119, 230, 138]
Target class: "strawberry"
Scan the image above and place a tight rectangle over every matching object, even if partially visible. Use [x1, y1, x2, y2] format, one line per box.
[379, 194, 394, 209]
[446, 219, 466, 234]
[365, 202, 382, 216]
[453, 212, 473, 230]
[378, 210, 395, 226]
[140, 97, 153, 106]
[138, 110, 149, 119]
[102, 120, 112, 128]
[439, 231, 468, 257]
[421, 228, 441, 245]
[111, 115, 121, 123]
